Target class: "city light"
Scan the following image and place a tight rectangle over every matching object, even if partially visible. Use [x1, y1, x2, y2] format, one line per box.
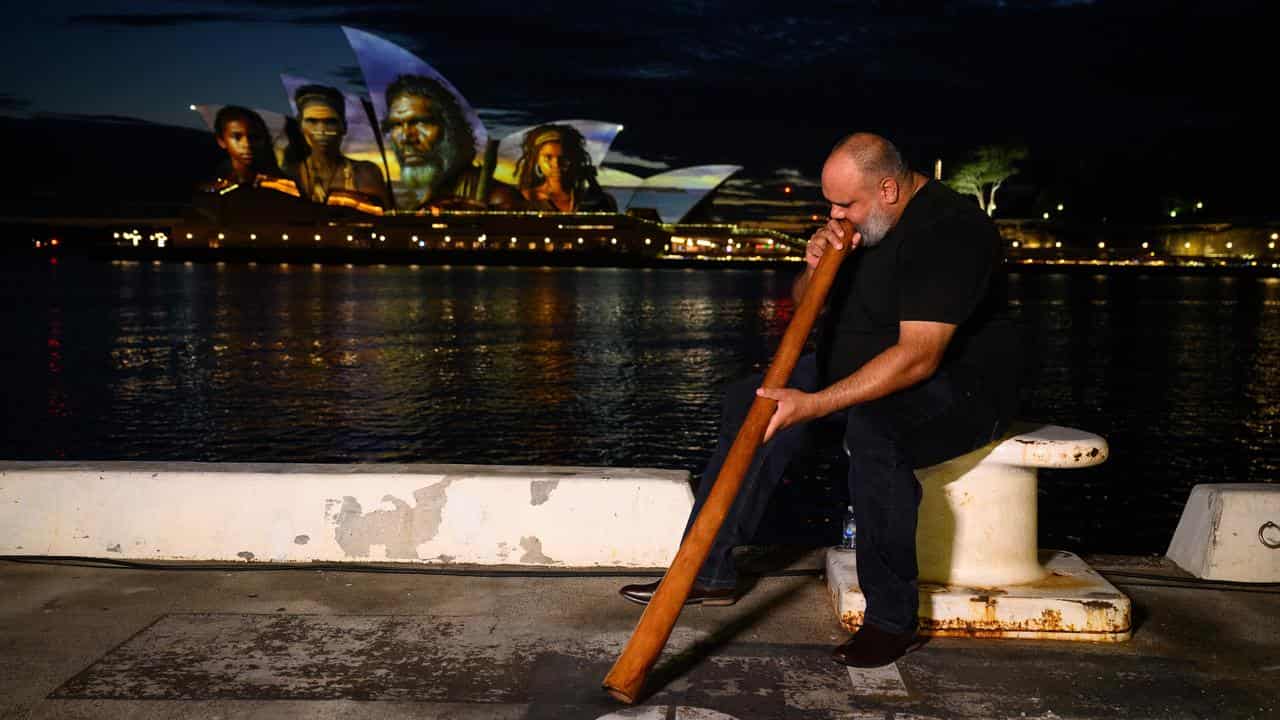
[1055, 241, 1062, 248]
[1097, 242, 1106, 249]
[1011, 241, 1020, 248]
[1042, 212, 1050, 219]
[1170, 210, 1178, 218]
[1196, 202, 1204, 210]
[1226, 242, 1233, 249]
[1142, 242, 1149, 249]
[1057, 203, 1064, 211]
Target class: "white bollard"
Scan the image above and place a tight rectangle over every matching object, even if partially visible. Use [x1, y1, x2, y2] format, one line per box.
[915, 424, 1108, 587]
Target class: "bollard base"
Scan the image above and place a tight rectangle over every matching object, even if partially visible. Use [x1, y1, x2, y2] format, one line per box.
[827, 548, 1131, 642]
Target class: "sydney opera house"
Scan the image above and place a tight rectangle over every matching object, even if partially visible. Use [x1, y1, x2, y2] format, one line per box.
[166, 27, 801, 263]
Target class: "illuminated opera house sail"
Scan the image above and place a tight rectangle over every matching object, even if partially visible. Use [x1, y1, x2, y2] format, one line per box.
[175, 27, 799, 262]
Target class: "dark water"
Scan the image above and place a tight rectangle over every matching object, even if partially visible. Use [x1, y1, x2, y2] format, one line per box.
[3, 259, 1277, 555]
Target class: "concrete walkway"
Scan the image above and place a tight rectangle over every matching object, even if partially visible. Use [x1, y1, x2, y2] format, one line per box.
[1, 552, 1275, 719]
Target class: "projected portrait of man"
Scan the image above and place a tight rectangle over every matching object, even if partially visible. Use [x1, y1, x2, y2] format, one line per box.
[514, 124, 617, 213]
[383, 74, 521, 210]
[212, 106, 281, 185]
[285, 84, 389, 208]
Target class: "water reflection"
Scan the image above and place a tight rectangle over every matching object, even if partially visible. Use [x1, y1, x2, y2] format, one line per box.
[0, 262, 1275, 554]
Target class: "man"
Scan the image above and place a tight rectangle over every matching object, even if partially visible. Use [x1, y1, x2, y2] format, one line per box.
[382, 74, 522, 210]
[620, 133, 1020, 668]
[284, 85, 389, 209]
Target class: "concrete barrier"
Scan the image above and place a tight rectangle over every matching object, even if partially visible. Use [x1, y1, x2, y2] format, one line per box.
[0, 462, 693, 567]
[1167, 483, 1280, 582]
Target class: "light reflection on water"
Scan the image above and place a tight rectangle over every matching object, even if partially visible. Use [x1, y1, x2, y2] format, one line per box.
[1, 260, 1276, 554]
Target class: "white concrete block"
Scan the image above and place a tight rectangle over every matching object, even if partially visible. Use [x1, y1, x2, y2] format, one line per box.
[0, 462, 693, 567]
[1167, 483, 1280, 582]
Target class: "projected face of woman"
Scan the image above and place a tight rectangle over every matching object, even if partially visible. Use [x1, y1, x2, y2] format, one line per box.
[536, 141, 566, 185]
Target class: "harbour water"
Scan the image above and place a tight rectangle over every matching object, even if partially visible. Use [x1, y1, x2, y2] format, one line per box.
[3, 258, 1277, 555]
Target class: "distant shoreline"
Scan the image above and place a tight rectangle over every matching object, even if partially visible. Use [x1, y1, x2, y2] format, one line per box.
[7, 245, 1279, 278]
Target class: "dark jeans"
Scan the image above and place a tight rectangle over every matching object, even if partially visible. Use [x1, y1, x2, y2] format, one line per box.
[685, 354, 1013, 635]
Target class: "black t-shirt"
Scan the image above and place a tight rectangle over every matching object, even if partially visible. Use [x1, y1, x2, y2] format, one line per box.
[816, 180, 1019, 393]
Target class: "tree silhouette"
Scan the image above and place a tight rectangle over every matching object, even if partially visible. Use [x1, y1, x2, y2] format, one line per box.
[945, 145, 1027, 217]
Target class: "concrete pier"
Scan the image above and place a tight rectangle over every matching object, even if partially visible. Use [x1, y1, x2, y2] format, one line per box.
[0, 552, 1275, 719]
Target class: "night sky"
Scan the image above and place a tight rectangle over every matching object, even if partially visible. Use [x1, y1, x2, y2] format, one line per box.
[1, 1, 1271, 222]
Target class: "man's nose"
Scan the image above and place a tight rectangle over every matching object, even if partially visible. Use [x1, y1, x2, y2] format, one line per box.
[829, 205, 845, 219]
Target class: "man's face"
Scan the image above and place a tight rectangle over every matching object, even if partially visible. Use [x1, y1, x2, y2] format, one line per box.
[217, 119, 257, 168]
[535, 141, 566, 183]
[385, 94, 442, 167]
[300, 104, 344, 154]
[822, 155, 893, 247]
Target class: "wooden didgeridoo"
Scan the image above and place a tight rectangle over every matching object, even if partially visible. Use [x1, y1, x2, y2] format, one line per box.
[602, 219, 855, 704]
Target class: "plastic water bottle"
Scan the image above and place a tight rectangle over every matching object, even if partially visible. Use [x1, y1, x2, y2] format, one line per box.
[840, 504, 857, 550]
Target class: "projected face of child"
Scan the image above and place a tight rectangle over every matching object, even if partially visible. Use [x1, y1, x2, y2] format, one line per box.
[217, 119, 259, 172]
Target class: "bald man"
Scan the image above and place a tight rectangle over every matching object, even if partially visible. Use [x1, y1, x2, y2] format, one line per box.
[620, 133, 1021, 668]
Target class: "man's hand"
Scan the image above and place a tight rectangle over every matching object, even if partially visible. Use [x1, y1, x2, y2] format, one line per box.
[805, 219, 862, 271]
[756, 386, 826, 444]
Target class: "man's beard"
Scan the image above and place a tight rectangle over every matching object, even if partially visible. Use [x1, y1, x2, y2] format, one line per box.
[400, 162, 441, 191]
[857, 203, 894, 247]
[396, 133, 462, 200]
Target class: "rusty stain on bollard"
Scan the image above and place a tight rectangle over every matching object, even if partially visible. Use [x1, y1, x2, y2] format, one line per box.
[1011, 436, 1107, 467]
[837, 568, 1130, 641]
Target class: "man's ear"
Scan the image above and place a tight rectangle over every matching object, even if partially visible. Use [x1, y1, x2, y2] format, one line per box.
[880, 176, 900, 204]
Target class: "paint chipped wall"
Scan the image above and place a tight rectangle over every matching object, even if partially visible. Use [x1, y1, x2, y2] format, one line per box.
[0, 463, 693, 567]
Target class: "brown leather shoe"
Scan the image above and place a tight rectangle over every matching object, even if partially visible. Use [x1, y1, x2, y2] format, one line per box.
[618, 579, 738, 606]
[830, 623, 922, 668]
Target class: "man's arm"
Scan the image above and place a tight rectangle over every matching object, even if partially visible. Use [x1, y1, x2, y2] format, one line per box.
[758, 320, 956, 442]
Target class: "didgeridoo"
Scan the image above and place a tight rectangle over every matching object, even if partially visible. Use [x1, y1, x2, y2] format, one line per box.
[602, 218, 855, 704]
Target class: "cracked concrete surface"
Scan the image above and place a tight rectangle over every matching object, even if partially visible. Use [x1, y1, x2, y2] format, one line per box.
[1, 554, 1276, 719]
